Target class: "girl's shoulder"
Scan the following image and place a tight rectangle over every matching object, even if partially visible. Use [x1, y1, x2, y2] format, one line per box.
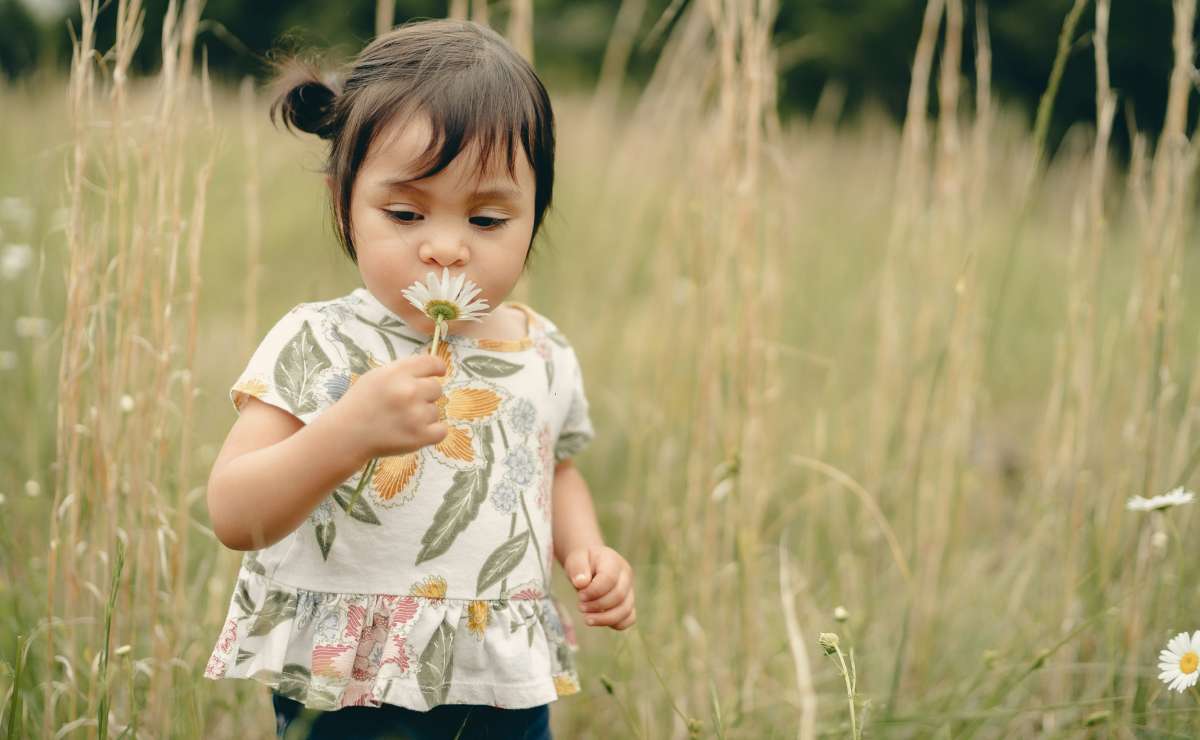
[505, 301, 574, 349]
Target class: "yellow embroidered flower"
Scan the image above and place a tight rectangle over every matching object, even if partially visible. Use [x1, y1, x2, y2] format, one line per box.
[232, 378, 269, 409]
[553, 673, 580, 696]
[409, 575, 448, 601]
[371, 375, 503, 502]
[467, 600, 490, 639]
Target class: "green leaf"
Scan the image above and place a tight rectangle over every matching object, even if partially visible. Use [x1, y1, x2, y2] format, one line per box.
[274, 319, 332, 415]
[233, 578, 255, 616]
[417, 621, 456, 707]
[277, 663, 312, 702]
[235, 648, 255, 666]
[243, 551, 267, 576]
[527, 623, 535, 647]
[415, 469, 486, 564]
[461, 355, 523, 378]
[332, 484, 382, 524]
[480, 424, 496, 467]
[248, 588, 297, 637]
[315, 521, 335, 560]
[476, 530, 530, 595]
[329, 324, 373, 375]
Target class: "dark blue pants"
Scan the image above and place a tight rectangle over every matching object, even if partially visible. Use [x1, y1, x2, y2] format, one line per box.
[272, 692, 553, 740]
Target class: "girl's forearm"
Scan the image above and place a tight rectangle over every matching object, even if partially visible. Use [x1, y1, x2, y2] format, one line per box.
[207, 405, 370, 551]
[550, 460, 605, 567]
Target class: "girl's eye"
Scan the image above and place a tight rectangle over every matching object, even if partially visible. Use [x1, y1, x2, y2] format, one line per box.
[385, 210, 422, 223]
[470, 216, 508, 230]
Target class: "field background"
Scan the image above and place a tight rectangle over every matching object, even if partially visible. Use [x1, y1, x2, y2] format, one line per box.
[3, 0, 1200, 737]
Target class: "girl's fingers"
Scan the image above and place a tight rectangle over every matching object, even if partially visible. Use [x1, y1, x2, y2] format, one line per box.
[577, 557, 621, 601]
[613, 607, 636, 631]
[580, 567, 630, 613]
[584, 590, 634, 628]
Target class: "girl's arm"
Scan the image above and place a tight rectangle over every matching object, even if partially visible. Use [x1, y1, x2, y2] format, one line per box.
[552, 458, 637, 630]
[550, 458, 605, 565]
[206, 397, 370, 551]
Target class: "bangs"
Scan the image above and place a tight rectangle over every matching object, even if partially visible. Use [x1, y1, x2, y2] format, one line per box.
[380, 71, 544, 186]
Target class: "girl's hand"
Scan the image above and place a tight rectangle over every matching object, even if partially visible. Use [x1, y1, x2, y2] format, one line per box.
[564, 545, 636, 630]
[334, 353, 449, 458]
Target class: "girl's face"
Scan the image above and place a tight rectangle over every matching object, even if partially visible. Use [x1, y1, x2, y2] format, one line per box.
[347, 113, 537, 336]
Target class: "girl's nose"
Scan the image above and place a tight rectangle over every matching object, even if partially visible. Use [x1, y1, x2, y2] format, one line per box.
[417, 233, 468, 267]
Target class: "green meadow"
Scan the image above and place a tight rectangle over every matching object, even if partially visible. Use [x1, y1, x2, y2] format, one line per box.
[3, 0, 1200, 737]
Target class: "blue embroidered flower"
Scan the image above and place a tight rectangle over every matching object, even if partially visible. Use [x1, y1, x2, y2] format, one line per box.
[503, 446, 538, 487]
[491, 477, 519, 514]
[507, 398, 537, 437]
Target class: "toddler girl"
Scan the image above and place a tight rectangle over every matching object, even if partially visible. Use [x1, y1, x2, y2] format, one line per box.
[202, 18, 635, 739]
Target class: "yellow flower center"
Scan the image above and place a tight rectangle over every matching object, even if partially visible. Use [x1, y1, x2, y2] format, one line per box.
[426, 300, 459, 321]
[1181, 651, 1199, 674]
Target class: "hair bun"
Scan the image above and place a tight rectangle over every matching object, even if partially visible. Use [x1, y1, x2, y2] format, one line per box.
[270, 63, 339, 140]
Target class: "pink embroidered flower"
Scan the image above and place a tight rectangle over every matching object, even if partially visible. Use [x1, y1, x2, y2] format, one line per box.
[351, 612, 390, 682]
[205, 653, 228, 679]
[536, 423, 554, 515]
[216, 618, 238, 655]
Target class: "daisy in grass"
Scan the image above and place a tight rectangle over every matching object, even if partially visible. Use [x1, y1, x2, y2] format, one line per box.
[1126, 487, 1196, 512]
[345, 268, 491, 513]
[1158, 630, 1200, 693]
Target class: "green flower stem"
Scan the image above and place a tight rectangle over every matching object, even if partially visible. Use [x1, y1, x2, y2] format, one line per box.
[348, 314, 446, 515]
[832, 644, 859, 740]
[430, 316, 446, 356]
[345, 456, 379, 516]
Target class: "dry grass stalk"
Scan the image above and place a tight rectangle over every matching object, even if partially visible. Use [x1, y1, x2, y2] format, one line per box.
[42, 0, 215, 735]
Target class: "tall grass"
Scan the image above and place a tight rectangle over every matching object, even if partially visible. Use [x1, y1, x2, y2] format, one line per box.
[3, 0, 1200, 737]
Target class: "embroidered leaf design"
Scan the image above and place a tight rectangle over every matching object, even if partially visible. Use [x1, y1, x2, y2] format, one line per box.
[476, 530, 530, 595]
[233, 578, 255, 616]
[315, 521, 335, 560]
[527, 623, 536, 647]
[235, 648, 255, 666]
[545, 360, 554, 391]
[248, 588, 297, 637]
[417, 621, 456, 707]
[546, 331, 569, 348]
[415, 469, 486, 564]
[480, 424, 496, 467]
[244, 551, 267, 576]
[277, 663, 312, 702]
[329, 324, 373, 375]
[461, 355, 523, 378]
[332, 483, 382, 524]
[274, 320, 332, 415]
[555, 431, 591, 461]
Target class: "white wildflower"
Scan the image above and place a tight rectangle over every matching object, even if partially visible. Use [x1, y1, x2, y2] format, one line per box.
[119, 394, 135, 413]
[1127, 487, 1195, 512]
[15, 317, 50, 339]
[1, 243, 32, 280]
[0, 351, 16, 370]
[25, 480, 41, 497]
[402, 267, 490, 326]
[1158, 630, 1200, 693]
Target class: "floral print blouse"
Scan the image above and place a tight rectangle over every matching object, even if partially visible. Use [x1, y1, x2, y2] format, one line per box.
[203, 286, 595, 711]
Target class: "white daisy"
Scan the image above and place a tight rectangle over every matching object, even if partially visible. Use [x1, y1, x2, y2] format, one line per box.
[400, 267, 490, 324]
[1158, 630, 1200, 693]
[1127, 487, 1196, 512]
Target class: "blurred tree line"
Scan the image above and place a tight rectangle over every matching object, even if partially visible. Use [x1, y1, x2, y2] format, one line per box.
[0, 0, 1192, 155]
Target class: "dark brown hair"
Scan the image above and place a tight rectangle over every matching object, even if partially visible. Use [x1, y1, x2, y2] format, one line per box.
[269, 19, 555, 264]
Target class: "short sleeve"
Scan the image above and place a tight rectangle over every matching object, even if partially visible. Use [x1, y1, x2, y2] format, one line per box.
[554, 347, 595, 462]
[229, 305, 342, 425]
